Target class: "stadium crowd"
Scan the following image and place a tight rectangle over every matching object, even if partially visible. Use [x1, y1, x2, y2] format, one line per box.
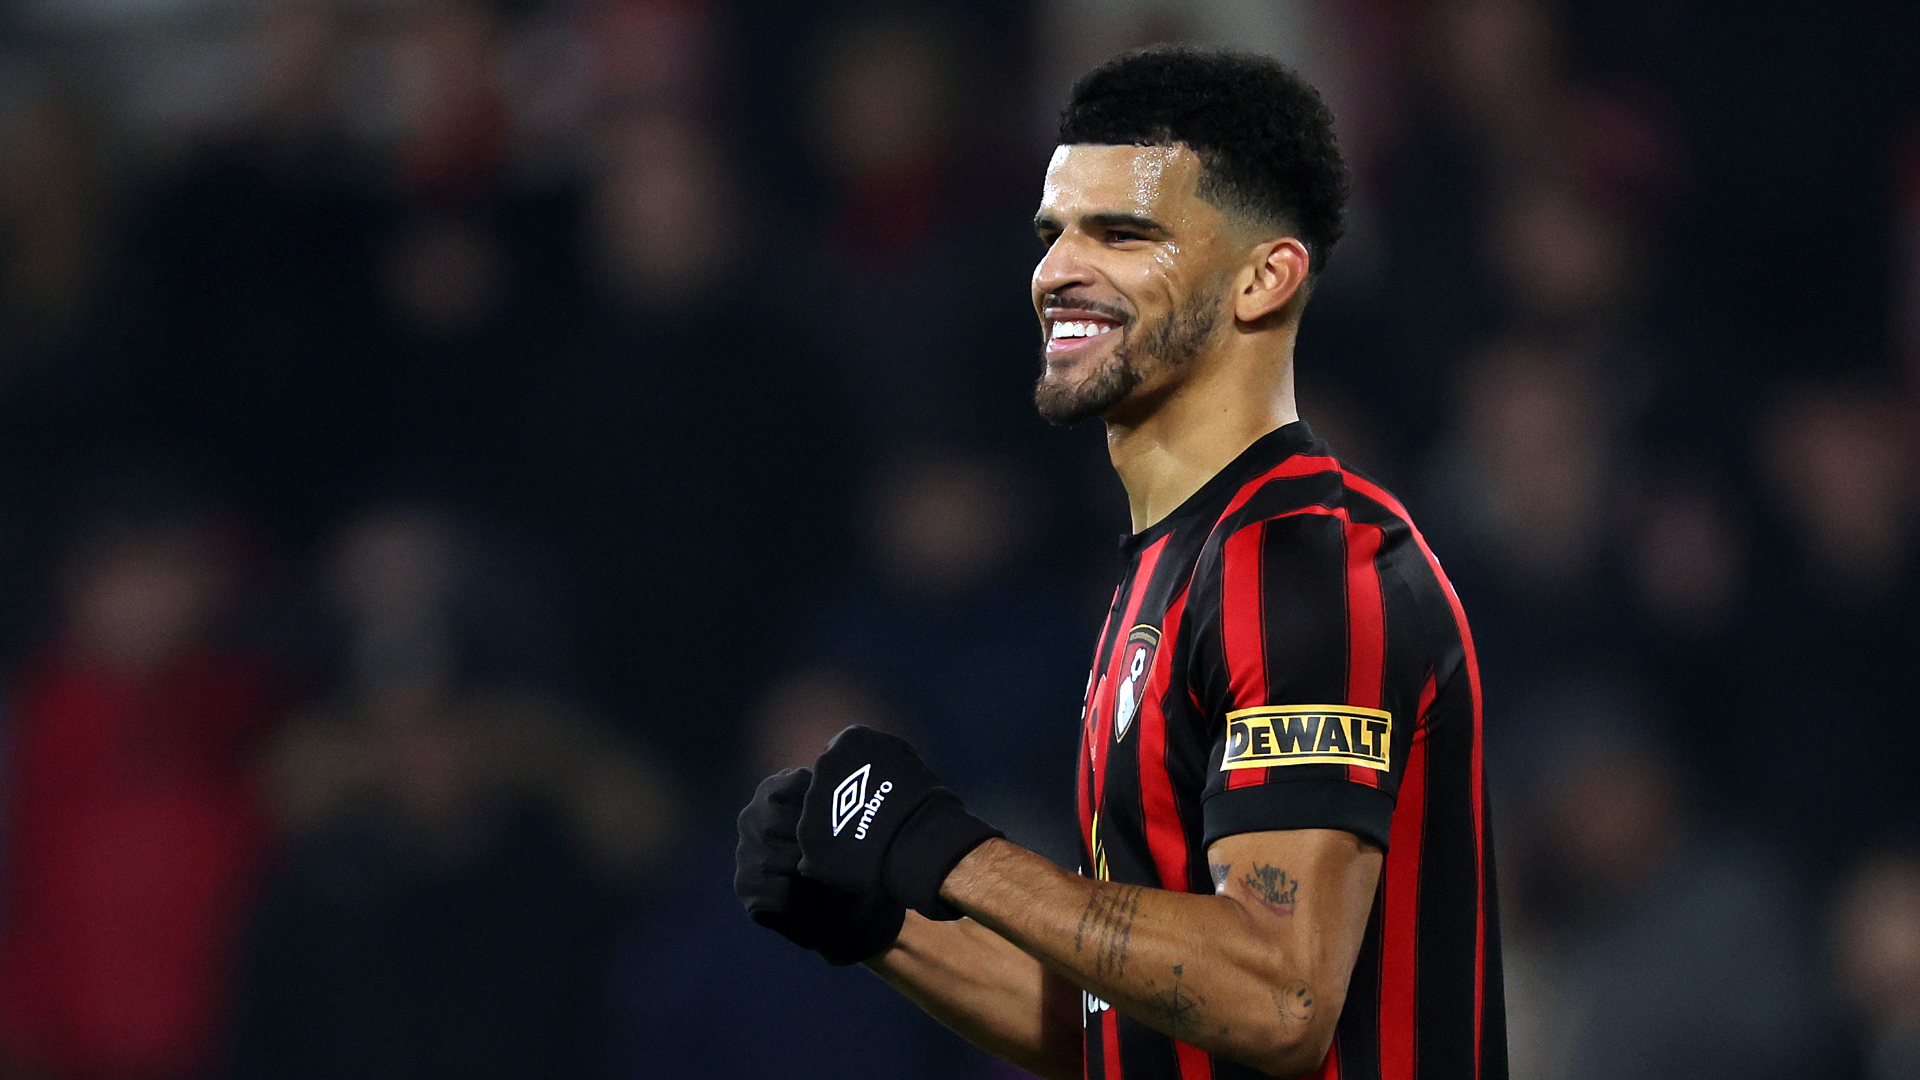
[0, 0, 1915, 1078]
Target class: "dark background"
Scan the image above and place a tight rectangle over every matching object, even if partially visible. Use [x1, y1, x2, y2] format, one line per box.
[0, 0, 1916, 1078]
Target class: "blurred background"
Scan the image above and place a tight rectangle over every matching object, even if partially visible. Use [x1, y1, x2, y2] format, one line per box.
[0, 0, 1913, 1077]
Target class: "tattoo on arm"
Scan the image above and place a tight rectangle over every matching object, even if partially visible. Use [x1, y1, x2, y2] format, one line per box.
[1073, 884, 1144, 979]
[1273, 980, 1315, 1030]
[1151, 964, 1206, 1042]
[1241, 864, 1299, 916]
[1209, 862, 1231, 892]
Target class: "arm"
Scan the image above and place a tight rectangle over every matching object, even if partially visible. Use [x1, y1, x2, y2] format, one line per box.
[940, 829, 1381, 1079]
[790, 726, 1380, 1078]
[866, 915, 1084, 1080]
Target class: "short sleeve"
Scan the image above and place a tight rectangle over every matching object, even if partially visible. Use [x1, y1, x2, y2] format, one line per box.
[1194, 510, 1420, 852]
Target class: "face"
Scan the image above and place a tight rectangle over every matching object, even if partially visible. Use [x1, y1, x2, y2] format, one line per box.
[1031, 144, 1237, 425]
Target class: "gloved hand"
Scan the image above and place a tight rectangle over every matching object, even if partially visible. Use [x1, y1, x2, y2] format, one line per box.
[796, 726, 1003, 921]
[736, 768, 905, 965]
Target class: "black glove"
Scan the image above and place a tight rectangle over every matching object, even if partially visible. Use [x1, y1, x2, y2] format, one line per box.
[796, 726, 1003, 921]
[736, 768, 905, 965]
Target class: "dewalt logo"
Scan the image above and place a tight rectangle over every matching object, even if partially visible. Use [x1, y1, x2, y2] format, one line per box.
[1221, 705, 1392, 772]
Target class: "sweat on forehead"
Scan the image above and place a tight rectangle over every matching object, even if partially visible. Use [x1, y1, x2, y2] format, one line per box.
[1039, 144, 1257, 244]
[1043, 145, 1208, 211]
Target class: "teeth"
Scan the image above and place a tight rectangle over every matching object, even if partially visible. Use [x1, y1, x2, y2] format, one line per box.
[1051, 321, 1115, 340]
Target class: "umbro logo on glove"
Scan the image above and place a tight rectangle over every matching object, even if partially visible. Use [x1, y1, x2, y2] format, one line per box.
[734, 767, 906, 966]
[798, 726, 1004, 921]
[829, 763, 894, 839]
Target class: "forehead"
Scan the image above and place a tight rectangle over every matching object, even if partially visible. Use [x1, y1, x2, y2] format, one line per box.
[1039, 143, 1208, 220]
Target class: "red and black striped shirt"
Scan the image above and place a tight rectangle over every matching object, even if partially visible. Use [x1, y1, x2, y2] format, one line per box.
[1075, 422, 1505, 1080]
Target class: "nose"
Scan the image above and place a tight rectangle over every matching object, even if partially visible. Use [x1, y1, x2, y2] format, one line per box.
[1032, 233, 1094, 305]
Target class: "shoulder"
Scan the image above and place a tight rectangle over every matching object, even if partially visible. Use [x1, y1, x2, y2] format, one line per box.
[1194, 454, 1423, 577]
[1183, 454, 1464, 652]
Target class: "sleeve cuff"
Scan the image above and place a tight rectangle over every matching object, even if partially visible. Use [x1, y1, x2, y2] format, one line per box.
[1202, 779, 1396, 852]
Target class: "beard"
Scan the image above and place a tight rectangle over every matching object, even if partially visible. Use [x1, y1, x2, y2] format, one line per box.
[1033, 290, 1220, 426]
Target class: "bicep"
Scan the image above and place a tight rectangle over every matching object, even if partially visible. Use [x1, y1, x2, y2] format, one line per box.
[1205, 828, 1381, 1008]
[1196, 511, 1418, 853]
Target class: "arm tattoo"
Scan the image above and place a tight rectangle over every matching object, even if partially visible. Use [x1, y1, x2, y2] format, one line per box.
[1073, 884, 1144, 979]
[1151, 963, 1206, 1042]
[1209, 862, 1231, 892]
[1241, 863, 1299, 916]
[1274, 980, 1315, 1030]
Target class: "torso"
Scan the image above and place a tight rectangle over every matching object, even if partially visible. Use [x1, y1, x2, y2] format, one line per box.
[1074, 422, 1506, 1080]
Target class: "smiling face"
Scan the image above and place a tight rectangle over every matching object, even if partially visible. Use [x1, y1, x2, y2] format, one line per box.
[1031, 144, 1239, 425]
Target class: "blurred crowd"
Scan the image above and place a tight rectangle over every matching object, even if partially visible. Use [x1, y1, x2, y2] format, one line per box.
[0, 0, 1914, 1078]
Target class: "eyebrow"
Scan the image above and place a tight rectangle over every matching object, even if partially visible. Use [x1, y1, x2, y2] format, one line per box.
[1033, 211, 1171, 237]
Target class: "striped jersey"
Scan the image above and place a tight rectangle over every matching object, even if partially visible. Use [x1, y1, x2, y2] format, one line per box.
[1075, 422, 1505, 1080]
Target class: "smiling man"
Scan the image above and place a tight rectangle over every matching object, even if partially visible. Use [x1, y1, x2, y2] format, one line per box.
[736, 47, 1505, 1080]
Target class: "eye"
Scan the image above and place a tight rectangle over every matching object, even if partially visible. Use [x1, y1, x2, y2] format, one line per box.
[1106, 230, 1148, 245]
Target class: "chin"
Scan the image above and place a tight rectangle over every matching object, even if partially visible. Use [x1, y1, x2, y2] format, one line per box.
[1042, 342, 1109, 380]
[1034, 360, 1136, 427]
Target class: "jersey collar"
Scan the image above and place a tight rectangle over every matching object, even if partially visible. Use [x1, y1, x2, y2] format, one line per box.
[1118, 420, 1322, 556]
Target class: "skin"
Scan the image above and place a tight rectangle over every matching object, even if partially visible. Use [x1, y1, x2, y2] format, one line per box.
[863, 145, 1385, 1079]
[1029, 143, 1307, 530]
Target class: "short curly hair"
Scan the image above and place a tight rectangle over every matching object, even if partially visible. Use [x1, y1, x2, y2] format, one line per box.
[1058, 46, 1349, 275]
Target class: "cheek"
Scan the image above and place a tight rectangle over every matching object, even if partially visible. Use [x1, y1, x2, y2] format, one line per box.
[1140, 240, 1227, 312]
[1151, 242, 1183, 280]
[1125, 273, 1184, 324]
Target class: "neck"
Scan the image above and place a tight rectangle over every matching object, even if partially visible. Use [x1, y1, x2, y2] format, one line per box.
[1106, 330, 1299, 532]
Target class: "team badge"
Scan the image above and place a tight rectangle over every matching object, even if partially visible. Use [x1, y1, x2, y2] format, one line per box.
[1112, 625, 1160, 742]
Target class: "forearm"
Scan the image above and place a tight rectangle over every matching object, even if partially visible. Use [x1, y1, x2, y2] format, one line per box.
[941, 839, 1334, 1077]
[867, 913, 1083, 1080]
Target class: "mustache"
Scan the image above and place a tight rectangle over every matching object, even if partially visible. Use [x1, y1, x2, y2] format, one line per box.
[1041, 293, 1131, 323]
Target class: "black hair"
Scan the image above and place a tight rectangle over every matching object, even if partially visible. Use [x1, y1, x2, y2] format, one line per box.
[1057, 46, 1349, 274]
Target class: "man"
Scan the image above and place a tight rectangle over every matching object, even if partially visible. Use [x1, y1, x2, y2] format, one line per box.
[737, 47, 1505, 1080]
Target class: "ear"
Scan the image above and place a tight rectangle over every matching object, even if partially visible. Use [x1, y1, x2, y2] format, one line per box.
[1233, 238, 1311, 324]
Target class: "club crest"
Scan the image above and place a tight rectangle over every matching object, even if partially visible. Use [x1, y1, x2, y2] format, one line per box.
[1113, 625, 1160, 742]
